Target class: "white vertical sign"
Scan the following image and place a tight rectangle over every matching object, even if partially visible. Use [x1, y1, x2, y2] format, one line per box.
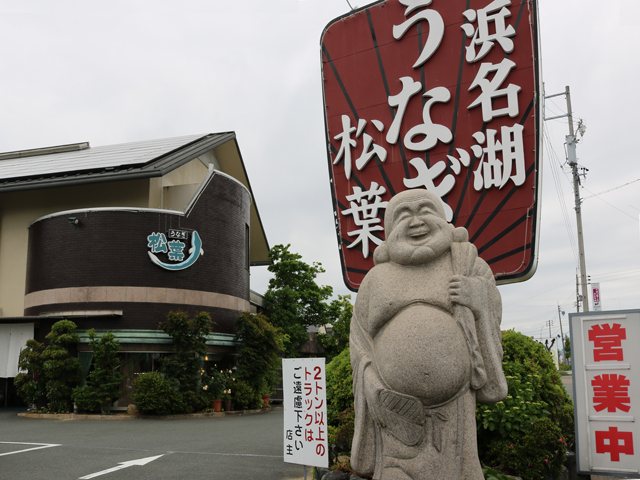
[571, 310, 640, 476]
[592, 283, 602, 311]
[282, 358, 328, 468]
[0, 324, 34, 378]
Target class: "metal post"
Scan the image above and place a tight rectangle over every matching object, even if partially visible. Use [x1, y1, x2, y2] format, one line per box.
[564, 86, 590, 312]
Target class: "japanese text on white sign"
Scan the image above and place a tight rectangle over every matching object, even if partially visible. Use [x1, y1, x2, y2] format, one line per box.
[282, 358, 329, 468]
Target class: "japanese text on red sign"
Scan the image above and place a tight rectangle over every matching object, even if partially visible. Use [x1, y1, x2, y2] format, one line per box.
[334, 0, 526, 259]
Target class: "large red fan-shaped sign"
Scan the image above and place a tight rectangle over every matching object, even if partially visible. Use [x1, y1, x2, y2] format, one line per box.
[321, 0, 541, 291]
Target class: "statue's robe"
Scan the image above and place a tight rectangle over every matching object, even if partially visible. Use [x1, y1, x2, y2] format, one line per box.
[350, 239, 507, 480]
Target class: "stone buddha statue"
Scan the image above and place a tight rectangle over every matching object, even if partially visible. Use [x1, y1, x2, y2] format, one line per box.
[350, 189, 508, 480]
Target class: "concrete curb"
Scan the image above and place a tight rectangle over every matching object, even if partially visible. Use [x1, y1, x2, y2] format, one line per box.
[17, 407, 271, 421]
[18, 412, 134, 421]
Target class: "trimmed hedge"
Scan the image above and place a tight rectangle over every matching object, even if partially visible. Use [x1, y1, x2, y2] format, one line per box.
[132, 372, 184, 415]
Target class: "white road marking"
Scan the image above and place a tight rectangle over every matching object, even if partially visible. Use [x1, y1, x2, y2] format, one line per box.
[0, 441, 61, 457]
[78, 454, 164, 479]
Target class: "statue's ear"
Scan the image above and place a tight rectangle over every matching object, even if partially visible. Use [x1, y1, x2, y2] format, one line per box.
[452, 226, 469, 243]
[373, 242, 389, 265]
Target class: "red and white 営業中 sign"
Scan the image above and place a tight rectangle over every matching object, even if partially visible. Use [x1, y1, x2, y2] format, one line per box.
[321, 0, 542, 291]
[571, 310, 640, 475]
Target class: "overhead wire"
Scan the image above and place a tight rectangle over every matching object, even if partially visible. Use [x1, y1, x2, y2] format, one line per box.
[580, 177, 640, 222]
[582, 186, 639, 221]
[590, 268, 640, 281]
[542, 123, 579, 265]
[583, 177, 640, 200]
[545, 100, 640, 223]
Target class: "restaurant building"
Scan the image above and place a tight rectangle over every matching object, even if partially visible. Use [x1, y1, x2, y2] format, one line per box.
[0, 133, 269, 406]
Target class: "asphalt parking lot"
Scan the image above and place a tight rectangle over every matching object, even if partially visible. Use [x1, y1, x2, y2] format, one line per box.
[0, 407, 304, 480]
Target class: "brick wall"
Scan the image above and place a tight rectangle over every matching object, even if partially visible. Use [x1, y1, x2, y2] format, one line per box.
[24, 173, 251, 332]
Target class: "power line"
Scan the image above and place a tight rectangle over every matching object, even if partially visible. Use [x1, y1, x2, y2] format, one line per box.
[591, 268, 640, 281]
[583, 186, 639, 221]
[543, 125, 579, 264]
[583, 177, 640, 200]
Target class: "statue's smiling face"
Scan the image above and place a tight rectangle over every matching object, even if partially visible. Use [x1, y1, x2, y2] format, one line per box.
[387, 198, 453, 265]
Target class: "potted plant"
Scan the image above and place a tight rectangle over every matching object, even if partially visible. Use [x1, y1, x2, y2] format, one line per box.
[221, 369, 235, 412]
[259, 380, 271, 409]
[204, 366, 225, 412]
[222, 388, 233, 412]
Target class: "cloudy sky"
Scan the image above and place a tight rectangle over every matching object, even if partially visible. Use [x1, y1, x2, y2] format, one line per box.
[1, 0, 639, 342]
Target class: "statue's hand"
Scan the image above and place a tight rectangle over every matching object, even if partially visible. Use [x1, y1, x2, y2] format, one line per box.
[363, 366, 386, 426]
[449, 274, 485, 316]
[363, 367, 426, 446]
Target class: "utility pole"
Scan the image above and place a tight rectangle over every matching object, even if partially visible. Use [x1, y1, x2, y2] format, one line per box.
[575, 271, 581, 312]
[545, 86, 590, 312]
[557, 305, 565, 344]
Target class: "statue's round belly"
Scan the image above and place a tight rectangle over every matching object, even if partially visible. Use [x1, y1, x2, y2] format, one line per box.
[373, 303, 471, 405]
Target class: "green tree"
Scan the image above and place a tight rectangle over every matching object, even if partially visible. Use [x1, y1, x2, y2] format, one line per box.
[41, 320, 81, 413]
[263, 244, 334, 356]
[318, 295, 353, 360]
[160, 311, 212, 413]
[73, 330, 122, 414]
[14, 339, 47, 409]
[235, 312, 285, 396]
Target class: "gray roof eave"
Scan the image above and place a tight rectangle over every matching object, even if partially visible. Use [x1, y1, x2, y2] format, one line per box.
[0, 132, 237, 193]
[0, 169, 164, 192]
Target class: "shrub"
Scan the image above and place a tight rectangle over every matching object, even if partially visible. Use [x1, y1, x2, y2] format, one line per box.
[181, 390, 210, 413]
[72, 385, 101, 414]
[477, 330, 573, 480]
[326, 347, 353, 423]
[328, 407, 355, 457]
[232, 379, 261, 410]
[14, 339, 47, 409]
[482, 466, 520, 480]
[42, 320, 81, 413]
[326, 347, 354, 456]
[203, 366, 226, 399]
[483, 416, 566, 479]
[73, 330, 122, 414]
[15, 320, 81, 413]
[132, 372, 183, 415]
[234, 313, 285, 395]
[160, 311, 212, 413]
